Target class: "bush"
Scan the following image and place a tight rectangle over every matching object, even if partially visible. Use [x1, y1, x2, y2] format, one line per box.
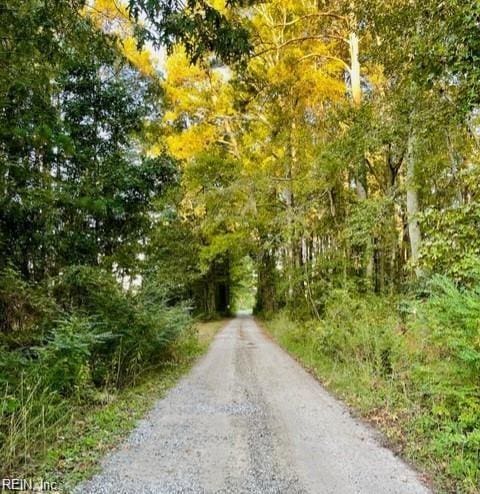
[416, 276, 480, 381]
[0, 265, 193, 475]
[408, 277, 480, 489]
[0, 267, 56, 340]
[51, 266, 192, 385]
[296, 290, 401, 377]
[38, 315, 112, 396]
[131, 278, 192, 367]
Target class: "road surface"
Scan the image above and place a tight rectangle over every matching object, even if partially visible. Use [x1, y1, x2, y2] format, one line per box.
[77, 317, 430, 494]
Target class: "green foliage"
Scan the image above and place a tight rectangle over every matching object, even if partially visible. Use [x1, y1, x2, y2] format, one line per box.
[0, 266, 192, 476]
[50, 266, 193, 385]
[1, 0, 248, 483]
[128, 0, 254, 64]
[134, 278, 193, 363]
[7, 319, 218, 491]
[230, 256, 256, 313]
[38, 315, 111, 396]
[2, 0, 480, 491]
[421, 201, 480, 285]
[0, 371, 68, 477]
[412, 276, 480, 388]
[0, 267, 56, 336]
[266, 281, 480, 492]
[0, 0, 175, 282]
[359, 0, 480, 110]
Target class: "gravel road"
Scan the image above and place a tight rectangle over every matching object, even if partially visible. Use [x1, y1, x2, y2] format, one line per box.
[77, 317, 430, 494]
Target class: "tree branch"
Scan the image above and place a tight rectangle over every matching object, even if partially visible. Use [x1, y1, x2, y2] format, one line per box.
[254, 35, 348, 58]
[272, 12, 348, 28]
[299, 53, 350, 71]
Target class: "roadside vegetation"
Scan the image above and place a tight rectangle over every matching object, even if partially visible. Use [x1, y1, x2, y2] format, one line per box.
[150, 3, 480, 491]
[0, 0, 232, 484]
[1, 318, 222, 493]
[0, 267, 192, 478]
[264, 279, 480, 493]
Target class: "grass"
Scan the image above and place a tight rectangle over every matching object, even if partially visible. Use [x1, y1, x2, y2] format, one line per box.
[9, 319, 227, 493]
[261, 311, 480, 494]
[195, 319, 228, 347]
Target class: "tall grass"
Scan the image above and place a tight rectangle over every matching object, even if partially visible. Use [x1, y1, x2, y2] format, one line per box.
[0, 375, 69, 474]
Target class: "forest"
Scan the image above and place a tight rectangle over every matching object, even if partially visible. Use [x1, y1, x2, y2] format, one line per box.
[1, 0, 480, 492]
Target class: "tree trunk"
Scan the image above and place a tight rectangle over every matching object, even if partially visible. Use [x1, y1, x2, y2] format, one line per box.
[255, 251, 277, 315]
[286, 119, 297, 301]
[349, 33, 362, 107]
[406, 130, 423, 278]
[348, 33, 374, 285]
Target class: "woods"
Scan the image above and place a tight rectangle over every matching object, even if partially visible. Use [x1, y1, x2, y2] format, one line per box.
[0, 0, 195, 481]
[1, 0, 480, 492]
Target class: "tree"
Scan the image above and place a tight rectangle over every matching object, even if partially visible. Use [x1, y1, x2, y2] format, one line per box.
[128, 0, 255, 63]
[0, 0, 175, 281]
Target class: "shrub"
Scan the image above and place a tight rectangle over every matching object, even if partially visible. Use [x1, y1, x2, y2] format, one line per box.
[0, 267, 56, 339]
[0, 265, 193, 474]
[417, 276, 480, 381]
[131, 278, 192, 367]
[38, 315, 112, 397]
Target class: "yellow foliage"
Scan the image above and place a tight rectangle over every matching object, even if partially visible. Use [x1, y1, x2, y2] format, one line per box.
[83, 0, 156, 76]
[165, 48, 205, 89]
[158, 0, 378, 235]
[146, 143, 163, 158]
[122, 37, 154, 76]
[206, 0, 227, 12]
[167, 126, 218, 161]
[161, 45, 238, 161]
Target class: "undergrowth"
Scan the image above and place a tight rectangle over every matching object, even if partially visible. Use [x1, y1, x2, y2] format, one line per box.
[0, 317, 224, 493]
[0, 266, 195, 482]
[264, 276, 480, 494]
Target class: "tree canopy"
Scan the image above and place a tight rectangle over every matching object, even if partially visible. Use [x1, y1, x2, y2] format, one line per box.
[1, 0, 480, 490]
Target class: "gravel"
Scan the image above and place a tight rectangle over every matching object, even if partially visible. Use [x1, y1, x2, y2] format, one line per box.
[76, 317, 431, 494]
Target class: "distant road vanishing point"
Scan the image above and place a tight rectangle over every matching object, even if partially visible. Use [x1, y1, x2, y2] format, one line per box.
[78, 317, 431, 494]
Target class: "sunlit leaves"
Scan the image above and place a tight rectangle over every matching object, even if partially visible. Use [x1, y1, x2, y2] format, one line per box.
[162, 46, 237, 160]
[84, 0, 156, 76]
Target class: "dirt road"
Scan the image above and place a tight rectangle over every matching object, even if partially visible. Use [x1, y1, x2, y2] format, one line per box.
[78, 317, 430, 493]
